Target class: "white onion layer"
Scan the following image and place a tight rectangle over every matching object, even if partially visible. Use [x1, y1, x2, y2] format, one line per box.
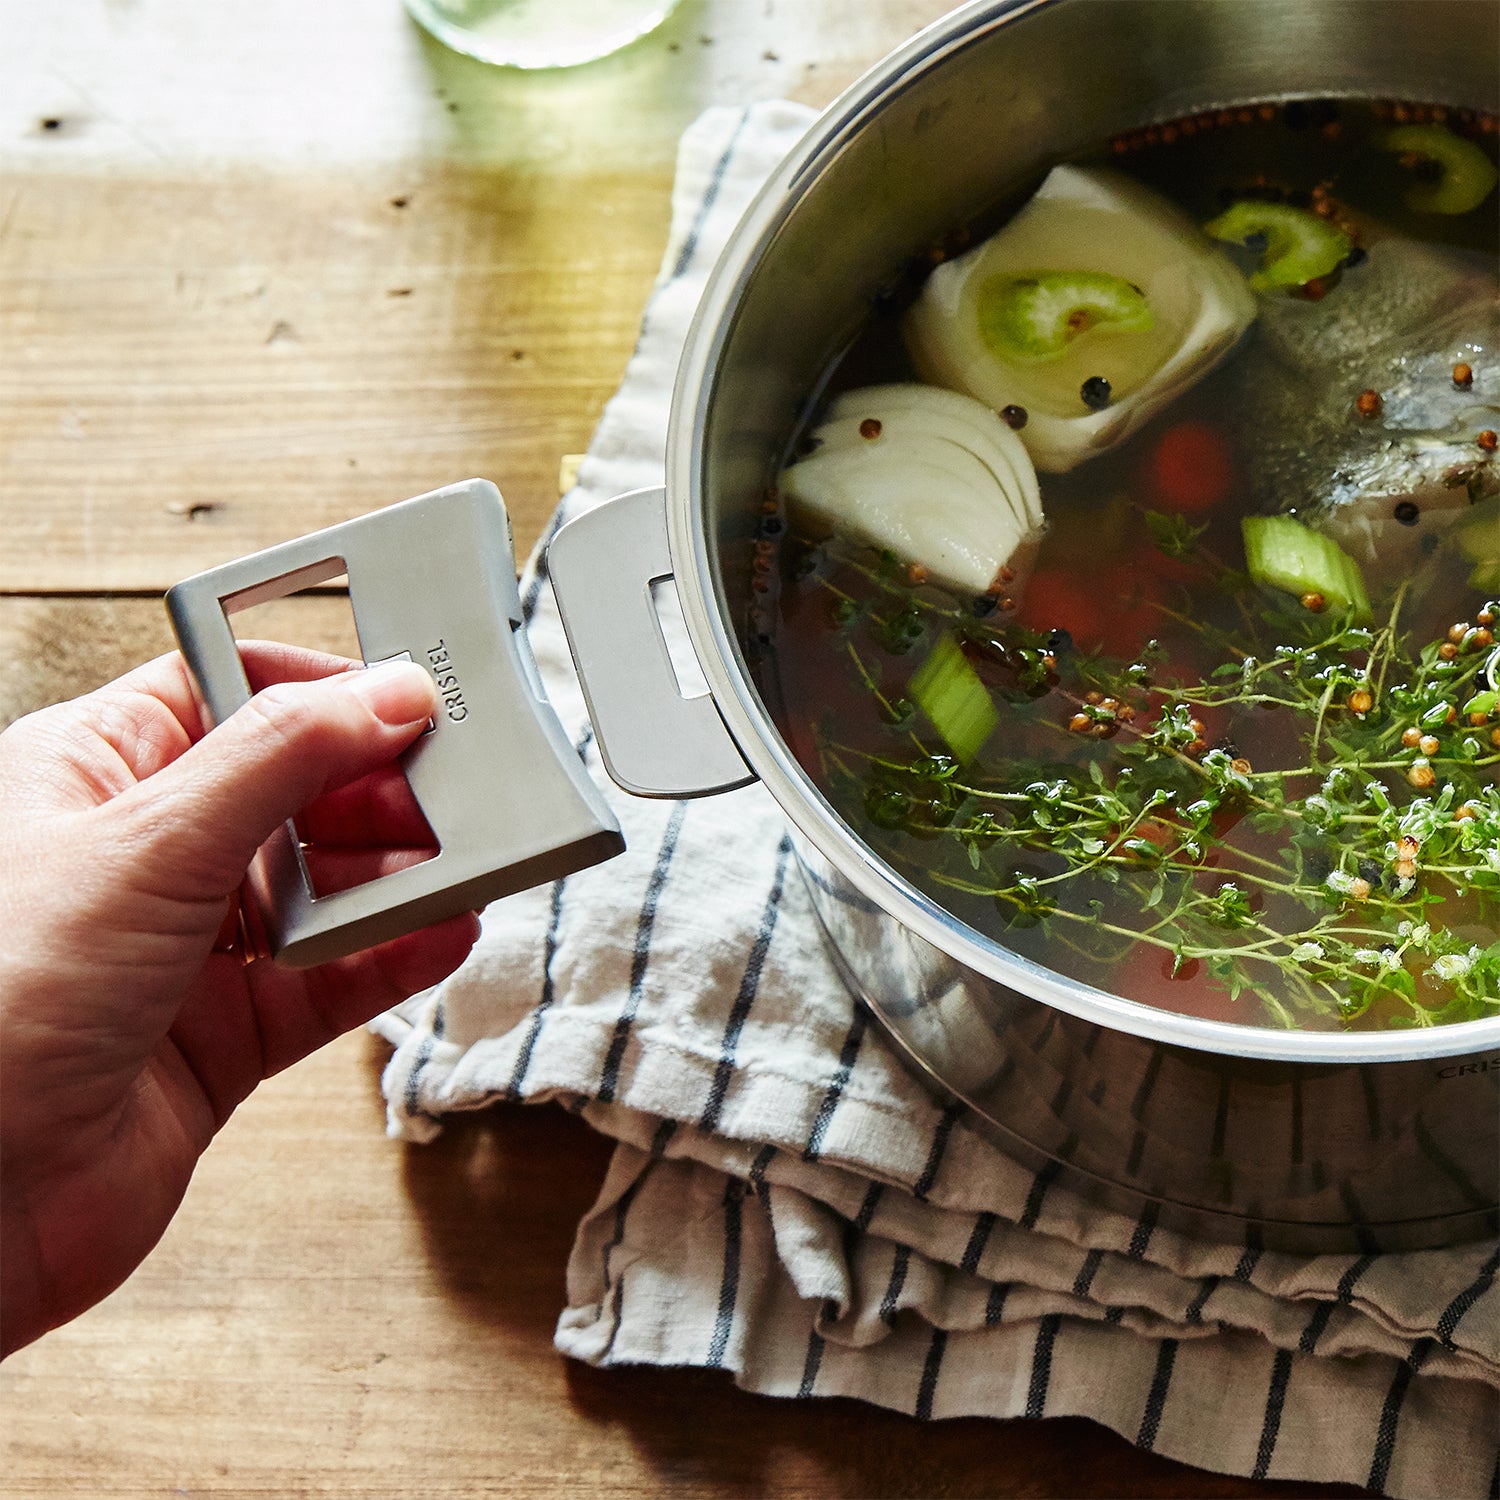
[778, 383, 1044, 597]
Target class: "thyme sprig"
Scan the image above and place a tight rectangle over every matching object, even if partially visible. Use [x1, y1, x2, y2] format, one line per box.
[799, 534, 1500, 1028]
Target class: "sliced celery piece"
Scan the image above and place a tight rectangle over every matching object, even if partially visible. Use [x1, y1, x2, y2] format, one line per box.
[1376, 124, 1499, 215]
[1470, 559, 1500, 594]
[977, 270, 1154, 363]
[1203, 202, 1351, 291]
[1242, 514, 1372, 622]
[1456, 504, 1499, 593]
[909, 633, 999, 763]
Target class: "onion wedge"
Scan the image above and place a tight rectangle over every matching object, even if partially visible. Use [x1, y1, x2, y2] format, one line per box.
[903, 166, 1256, 473]
[779, 384, 1044, 597]
[823, 384, 1043, 531]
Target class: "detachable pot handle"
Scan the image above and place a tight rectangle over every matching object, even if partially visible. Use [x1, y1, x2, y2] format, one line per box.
[167, 478, 741, 966]
[166, 479, 752, 966]
[548, 486, 755, 800]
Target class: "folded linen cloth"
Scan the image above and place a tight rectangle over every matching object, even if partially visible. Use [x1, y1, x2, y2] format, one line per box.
[373, 102, 1500, 1500]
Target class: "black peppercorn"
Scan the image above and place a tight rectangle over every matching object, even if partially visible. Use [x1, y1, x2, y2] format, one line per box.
[1081, 376, 1112, 411]
[1000, 404, 1028, 430]
[1393, 500, 1420, 526]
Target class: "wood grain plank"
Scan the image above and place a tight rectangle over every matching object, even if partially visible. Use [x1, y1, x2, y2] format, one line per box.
[0, 167, 669, 590]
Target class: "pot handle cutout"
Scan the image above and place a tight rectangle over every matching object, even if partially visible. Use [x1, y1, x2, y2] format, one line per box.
[549, 486, 756, 799]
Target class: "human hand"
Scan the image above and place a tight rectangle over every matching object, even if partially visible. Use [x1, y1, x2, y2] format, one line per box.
[0, 645, 480, 1356]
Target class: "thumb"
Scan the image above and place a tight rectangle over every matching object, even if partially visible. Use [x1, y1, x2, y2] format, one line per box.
[115, 659, 436, 896]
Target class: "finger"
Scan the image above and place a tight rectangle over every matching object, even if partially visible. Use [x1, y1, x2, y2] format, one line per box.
[236, 640, 363, 695]
[172, 909, 479, 1123]
[301, 845, 437, 899]
[0, 644, 374, 801]
[0, 658, 202, 805]
[247, 912, 482, 1081]
[212, 900, 241, 950]
[95, 642, 365, 745]
[110, 660, 438, 897]
[294, 764, 436, 848]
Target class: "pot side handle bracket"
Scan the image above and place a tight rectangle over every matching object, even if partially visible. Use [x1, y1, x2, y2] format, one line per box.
[165, 479, 624, 968]
[548, 487, 755, 799]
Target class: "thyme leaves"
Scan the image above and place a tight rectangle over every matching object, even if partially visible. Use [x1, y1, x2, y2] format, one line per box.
[805, 534, 1500, 1028]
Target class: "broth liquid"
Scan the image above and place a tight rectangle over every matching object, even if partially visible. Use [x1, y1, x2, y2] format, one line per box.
[755, 100, 1500, 1031]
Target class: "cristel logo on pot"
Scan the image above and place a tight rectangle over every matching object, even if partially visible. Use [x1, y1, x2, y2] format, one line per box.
[1436, 1055, 1500, 1081]
[425, 639, 468, 723]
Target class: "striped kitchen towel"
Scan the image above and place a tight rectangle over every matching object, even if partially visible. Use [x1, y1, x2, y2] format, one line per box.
[372, 101, 1500, 1500]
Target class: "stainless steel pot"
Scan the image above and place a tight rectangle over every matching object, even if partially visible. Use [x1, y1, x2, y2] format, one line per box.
[170, 0, 1499, 1254]
[549, 0, 1500, 1253]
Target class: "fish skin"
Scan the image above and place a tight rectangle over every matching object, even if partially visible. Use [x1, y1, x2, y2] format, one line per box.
[1236, 237, 1498, 575]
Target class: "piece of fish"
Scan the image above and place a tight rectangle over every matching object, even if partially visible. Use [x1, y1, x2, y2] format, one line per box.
[1236, 237, 1498, 576]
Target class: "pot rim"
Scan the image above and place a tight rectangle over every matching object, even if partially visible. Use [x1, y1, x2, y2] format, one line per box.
[666, 0, 1500, 1065]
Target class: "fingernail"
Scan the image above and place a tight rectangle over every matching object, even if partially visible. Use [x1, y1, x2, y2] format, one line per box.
[347, 659, 436, 726]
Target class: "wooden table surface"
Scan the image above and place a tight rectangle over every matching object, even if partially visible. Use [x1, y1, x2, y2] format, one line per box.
[0, 4, 1375, 1494]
